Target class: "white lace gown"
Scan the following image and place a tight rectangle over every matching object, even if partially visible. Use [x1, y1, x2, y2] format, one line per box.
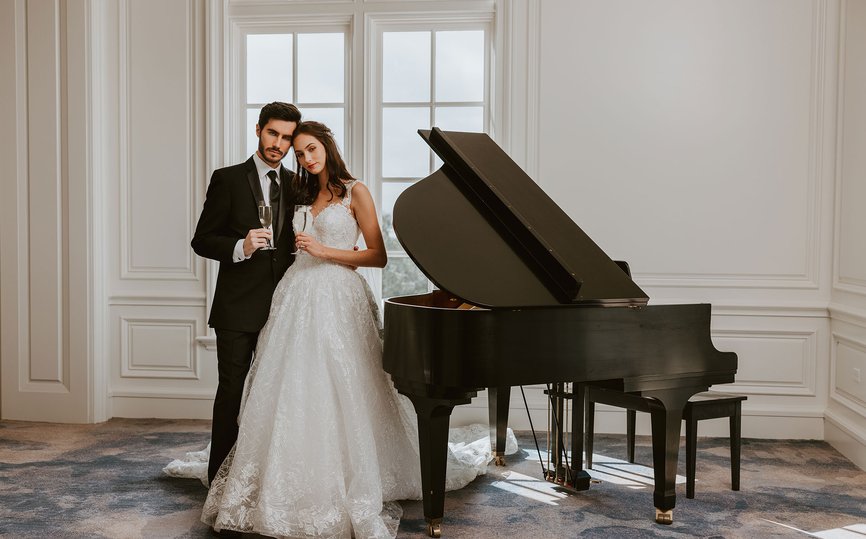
[192, 181, 516, 538]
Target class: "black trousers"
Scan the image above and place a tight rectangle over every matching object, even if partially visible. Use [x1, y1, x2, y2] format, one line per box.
[209, 328, 259, 483]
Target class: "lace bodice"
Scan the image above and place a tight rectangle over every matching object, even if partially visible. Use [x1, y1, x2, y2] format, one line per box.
[300, 180, 359, 259]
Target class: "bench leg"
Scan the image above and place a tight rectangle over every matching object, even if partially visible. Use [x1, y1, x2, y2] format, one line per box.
[731, 402, 742, 491]
[627, 409, 636, 463]
[586, 396, 596, 469]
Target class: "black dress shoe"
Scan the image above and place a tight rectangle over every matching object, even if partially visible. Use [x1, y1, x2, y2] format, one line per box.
[210, 527, 242, 537]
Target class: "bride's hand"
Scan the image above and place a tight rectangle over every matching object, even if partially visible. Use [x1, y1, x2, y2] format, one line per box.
[295, 232, 328, 258]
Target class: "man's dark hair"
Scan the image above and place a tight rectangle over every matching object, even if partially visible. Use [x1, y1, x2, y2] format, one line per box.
[258, 102, 301, 129]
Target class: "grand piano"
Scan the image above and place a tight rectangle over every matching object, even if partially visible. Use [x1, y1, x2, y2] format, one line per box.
[382, 128, 738, 537]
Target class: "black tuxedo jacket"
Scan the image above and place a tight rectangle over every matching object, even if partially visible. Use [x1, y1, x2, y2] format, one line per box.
[192, 157, 295, 333]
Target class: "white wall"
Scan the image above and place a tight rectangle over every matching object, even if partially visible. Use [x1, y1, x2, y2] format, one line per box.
[1, 0, 864, 467]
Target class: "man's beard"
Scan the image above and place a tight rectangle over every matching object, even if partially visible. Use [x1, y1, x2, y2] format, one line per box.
[258, 140, 283, 166]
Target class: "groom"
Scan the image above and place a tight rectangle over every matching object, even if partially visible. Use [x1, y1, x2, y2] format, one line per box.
[192, 101, 301, 484]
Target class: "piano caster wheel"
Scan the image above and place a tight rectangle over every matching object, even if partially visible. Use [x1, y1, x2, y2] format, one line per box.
[494, 455, 506, 466]
[655, 508, 673, 525]
[427, 519, 442, 538]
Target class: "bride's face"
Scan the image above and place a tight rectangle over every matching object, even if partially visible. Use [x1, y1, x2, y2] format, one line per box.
[293, 133, 327, 176]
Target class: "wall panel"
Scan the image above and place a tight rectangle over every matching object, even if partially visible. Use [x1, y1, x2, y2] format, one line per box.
[1, 0, 92, 422]
[107, 0, 211, 414]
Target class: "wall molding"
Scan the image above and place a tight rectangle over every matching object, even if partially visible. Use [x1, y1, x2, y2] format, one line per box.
[120, 317, 200, 380]
[830, 332, 866, 414]
[118, 0, 199, 281]
[712, 328, 818, 397]
[829, 303, 866, 326]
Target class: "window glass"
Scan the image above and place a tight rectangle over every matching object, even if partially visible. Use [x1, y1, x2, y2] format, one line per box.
[382, 107, 431, 178]
[381, 181, 414, 252]
[298, 33, 344, 103]
[435, 31, 484, 102]
[434, 106, 483, 132]
[383, 257, 430, 299]
[247, 34, 293, 104]
[383, 32, 431, 103]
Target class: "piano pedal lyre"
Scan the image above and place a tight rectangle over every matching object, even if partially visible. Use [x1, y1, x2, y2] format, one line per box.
[426, 518, 442, 537]
[493, 453, 506, 466]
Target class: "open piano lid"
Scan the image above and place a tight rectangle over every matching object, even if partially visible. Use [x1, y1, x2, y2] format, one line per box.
[391, 128, 649, 308]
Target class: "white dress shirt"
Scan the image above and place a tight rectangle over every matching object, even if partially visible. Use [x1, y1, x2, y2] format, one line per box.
[233, 153, 282, 262]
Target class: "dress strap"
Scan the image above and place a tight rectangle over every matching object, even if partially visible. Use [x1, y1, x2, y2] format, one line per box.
[342, 180, 358, 207]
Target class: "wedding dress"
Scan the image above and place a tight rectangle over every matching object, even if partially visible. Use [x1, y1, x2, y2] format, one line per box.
[167, 181, 516, 538]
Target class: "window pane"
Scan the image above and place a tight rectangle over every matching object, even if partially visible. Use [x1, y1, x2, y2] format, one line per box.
[247, 34, 293, 104]
[435, 31, 484, 102]
[382, 107, 430, 178]
[434, 106, 484, 132]
[383, 32, 430, 103]
[299, 107, 345, 153]
[383, 257, 429, 298]
[246, 107, 260, 159]
[298, 33, 344, 103]
[382, 181, 414, 252]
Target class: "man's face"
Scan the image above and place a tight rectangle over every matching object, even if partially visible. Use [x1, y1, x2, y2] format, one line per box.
[256, 119, 297, 167]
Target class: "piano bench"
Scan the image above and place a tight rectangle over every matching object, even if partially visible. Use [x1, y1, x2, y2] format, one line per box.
[585, 388, 746, 499]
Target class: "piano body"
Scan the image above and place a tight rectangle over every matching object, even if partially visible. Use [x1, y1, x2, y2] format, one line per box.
[382, 128, 738, 536]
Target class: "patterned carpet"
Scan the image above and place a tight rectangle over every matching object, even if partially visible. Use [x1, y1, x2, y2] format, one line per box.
[1, 418, 864, 538]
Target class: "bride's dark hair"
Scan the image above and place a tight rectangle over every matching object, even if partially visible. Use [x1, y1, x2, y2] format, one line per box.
[292, 121, 355, 204]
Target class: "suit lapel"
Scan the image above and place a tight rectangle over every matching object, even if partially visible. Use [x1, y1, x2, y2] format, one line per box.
[245, 158, 265, 206]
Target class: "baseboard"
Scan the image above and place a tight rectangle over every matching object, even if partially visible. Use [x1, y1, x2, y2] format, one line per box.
[110, 396, 214, 419]
[451, 403, 825, 440]
[824, 410, 866, 471]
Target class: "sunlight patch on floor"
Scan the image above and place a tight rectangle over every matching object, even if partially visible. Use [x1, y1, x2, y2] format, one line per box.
[490, 470, 572, 506]
[588, 453, 687, 487]
[493, 449, 690, 503]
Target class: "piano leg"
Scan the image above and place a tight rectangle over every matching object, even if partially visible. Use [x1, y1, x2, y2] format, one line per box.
[488, 386, 510, 465]
[406, 394, 471, 538]
[645, 386, 705, 525]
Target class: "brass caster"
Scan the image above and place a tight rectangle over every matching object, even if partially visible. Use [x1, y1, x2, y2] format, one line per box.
[655, 508, 673, 525]
[427, 519, 442, 537]
[494, 455, 506, 466]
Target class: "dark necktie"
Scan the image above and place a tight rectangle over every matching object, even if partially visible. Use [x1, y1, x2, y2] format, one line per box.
[267, 170, 280, 239]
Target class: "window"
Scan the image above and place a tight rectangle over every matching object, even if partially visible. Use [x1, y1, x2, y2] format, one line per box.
[244, 30, 347, 160]
[233, 6, 494, 302]
[376, 27, 490, 300]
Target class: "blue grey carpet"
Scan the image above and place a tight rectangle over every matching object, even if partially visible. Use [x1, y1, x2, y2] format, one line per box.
[1, 419, 864, 538]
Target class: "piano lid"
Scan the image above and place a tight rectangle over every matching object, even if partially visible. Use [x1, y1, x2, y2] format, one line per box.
[391, 128, 649, 308]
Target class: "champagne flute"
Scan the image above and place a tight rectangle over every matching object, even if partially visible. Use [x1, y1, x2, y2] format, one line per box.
[291, 205, 312, 255]
[258, 203, 275, 250]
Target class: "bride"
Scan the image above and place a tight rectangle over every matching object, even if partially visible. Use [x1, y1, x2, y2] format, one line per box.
[175, 121, 515, 538]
